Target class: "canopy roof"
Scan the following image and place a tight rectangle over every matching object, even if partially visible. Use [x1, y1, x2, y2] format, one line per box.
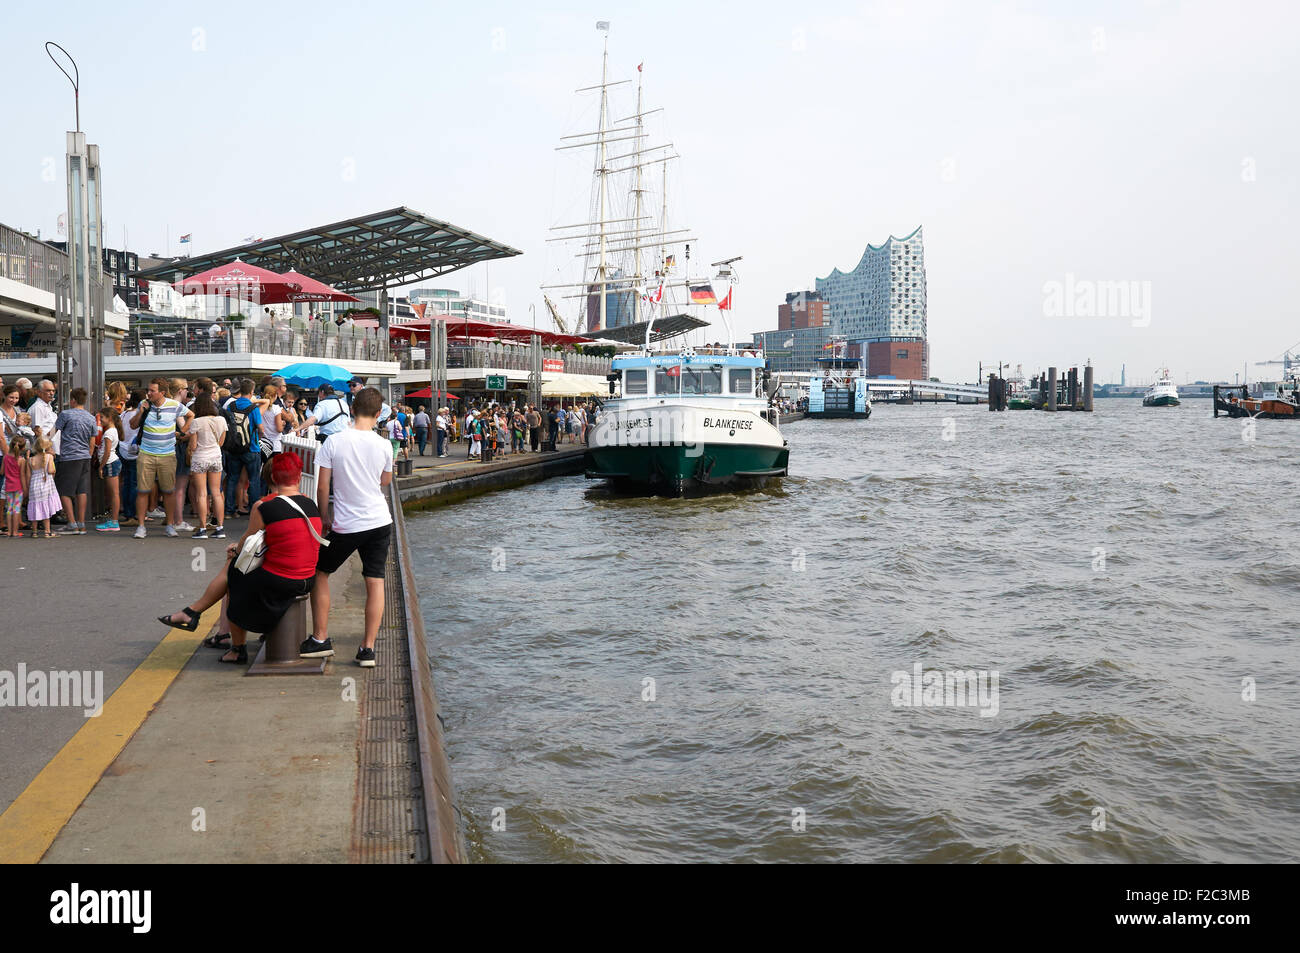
[392, 317, 596, 348]
[588, 313, 709, 344]
[137, 207, 521, 292]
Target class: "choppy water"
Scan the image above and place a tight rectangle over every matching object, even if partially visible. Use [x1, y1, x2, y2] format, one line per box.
[409, 399, 1300, 862]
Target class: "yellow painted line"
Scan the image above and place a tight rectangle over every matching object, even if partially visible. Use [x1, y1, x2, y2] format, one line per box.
[0, 606, 220, 864]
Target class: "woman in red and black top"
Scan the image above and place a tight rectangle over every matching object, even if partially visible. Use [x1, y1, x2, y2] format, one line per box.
[157, 452, 324, 664]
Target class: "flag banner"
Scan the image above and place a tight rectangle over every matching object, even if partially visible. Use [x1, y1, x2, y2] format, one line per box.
[178, 233, 192, 243]
[596, 20, 609, 31]
[783, 337, 795, 347]
[822, 342, 836, 349]
[652, 282, 663, 303]
[718, 288, 733, 311]
[690, 283, 717, 305]
[664, 364, 681, 377]
[664, 254, 676, 271]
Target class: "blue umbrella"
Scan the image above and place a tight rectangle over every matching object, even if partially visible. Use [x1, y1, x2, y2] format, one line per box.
[275, 362, 353, 390]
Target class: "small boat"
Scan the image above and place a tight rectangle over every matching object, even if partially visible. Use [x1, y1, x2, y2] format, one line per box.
[1142, 370, 1181, 407]
[806, 340, 871, 419]
[1214, 382, 1300, 419]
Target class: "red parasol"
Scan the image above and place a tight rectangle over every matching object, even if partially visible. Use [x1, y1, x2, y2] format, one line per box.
[406, 387, 459, 400]
[171, 259, 304, 305]
[279, 270, 361, 304]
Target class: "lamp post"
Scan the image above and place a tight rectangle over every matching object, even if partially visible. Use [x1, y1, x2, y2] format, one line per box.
[46, 41, 105, 410]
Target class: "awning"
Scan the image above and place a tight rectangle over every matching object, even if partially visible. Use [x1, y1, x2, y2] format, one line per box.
[391, 317, 597, 348]
[541, 373, 606, 397]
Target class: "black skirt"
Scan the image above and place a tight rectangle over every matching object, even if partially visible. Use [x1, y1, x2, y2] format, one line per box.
[226, 564, 315, 634]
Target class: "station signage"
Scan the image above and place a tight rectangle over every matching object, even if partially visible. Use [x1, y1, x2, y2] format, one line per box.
[543, 359, 564, 373]
[486, 374, 507, 390]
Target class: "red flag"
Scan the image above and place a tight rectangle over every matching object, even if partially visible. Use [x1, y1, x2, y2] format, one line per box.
[664, 364, 681, 377]
[718, 288, 733, 311]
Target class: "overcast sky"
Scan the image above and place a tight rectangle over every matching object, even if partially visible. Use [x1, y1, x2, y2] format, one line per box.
[5, 1, 1297, 383]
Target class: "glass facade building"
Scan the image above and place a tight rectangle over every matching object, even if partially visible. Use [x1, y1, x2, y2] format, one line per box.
[754, 325, 837, 374]
[815, 226, 927, 375]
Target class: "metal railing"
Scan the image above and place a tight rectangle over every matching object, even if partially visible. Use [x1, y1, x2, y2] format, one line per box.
[392, 341, 611, 376]
[0, 222, 67, 296]
[119, 320, 392, 363]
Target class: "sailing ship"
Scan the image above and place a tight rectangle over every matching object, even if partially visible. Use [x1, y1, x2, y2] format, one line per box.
[1142, 369, 1181, 407]
[546, 26, 788, 494]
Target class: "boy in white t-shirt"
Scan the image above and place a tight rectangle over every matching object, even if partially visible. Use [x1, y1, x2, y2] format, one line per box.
[301, 387, 394, 667]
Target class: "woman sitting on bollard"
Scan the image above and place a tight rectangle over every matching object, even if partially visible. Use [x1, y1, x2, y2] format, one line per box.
[156, 452, 326, 665]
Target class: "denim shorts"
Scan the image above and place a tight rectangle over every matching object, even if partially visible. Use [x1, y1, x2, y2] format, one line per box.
[103, 458, 122, 479]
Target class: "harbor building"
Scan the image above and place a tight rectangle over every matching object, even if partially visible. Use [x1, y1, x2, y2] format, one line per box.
[815, 225, 928, 379]
[778, 290, 828, 330]
[754, 325, 837, 374]
[408, 287, 507, 323]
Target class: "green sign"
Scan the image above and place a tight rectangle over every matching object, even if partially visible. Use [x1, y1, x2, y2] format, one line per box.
[486, 374, 507, 391]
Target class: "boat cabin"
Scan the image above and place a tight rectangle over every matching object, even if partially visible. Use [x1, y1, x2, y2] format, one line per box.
[611, 352, 766, 400]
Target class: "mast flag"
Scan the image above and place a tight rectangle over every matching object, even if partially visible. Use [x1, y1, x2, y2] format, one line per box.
[596, 20, 610, 31]
[718, 287, 733, 311]
[690, 283, 717, 305]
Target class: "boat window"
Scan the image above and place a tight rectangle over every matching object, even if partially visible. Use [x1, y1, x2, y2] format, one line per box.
[729, 368, 753, 394]
[624, 369, 648, 395]
[655, 366, 681, 394]
[680, 367, 722, 395]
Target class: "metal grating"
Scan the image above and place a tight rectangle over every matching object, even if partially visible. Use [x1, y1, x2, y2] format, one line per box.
[351, 507, 430, 863]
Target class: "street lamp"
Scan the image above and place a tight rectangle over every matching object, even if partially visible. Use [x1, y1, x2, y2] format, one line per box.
[46, 41, 105, 410]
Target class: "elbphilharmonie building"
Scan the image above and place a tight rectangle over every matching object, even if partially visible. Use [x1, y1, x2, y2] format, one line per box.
[816, 226, 928, 379]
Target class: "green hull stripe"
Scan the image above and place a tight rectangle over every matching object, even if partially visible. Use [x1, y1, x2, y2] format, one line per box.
[586, 443, 789, 485]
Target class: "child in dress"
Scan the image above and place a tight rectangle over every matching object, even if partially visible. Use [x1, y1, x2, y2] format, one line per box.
[26, 436, 61, 538]
[3, 434, 26, 538]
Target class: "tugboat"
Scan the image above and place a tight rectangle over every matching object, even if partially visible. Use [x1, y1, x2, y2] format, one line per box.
[1142, 369, 1181, 407]
[807, 339, 871, 419]
[1214, 380, 1300, 419]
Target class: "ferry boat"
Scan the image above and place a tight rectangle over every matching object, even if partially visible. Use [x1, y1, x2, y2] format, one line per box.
[586, 347, 788, 494]
[1142, 370, 1181, 407]
[807, 341, 871, 419]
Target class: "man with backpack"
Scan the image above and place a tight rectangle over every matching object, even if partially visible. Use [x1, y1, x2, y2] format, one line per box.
[223, 379, 262, 520]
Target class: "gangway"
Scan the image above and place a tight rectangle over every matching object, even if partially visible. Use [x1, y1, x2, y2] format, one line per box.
[862, 379, 987, 401]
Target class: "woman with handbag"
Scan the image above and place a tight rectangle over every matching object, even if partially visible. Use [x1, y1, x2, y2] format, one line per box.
[156, 452, 328, 664]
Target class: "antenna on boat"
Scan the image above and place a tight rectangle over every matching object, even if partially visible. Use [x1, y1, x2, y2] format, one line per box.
[711, 255, 742, 353]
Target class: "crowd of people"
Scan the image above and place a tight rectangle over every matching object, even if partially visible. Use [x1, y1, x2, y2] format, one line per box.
[447, 399, 597, 461]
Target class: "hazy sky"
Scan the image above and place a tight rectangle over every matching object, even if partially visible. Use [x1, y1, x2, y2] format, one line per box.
[5, 1, 1297, 383]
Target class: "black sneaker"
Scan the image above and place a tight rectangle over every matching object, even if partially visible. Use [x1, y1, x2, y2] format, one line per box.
[299, 637, 335, 658]
[355, 646, 376, 668]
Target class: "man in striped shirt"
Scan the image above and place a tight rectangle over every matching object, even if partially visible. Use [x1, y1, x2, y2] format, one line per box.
[129, 377, 193, 539]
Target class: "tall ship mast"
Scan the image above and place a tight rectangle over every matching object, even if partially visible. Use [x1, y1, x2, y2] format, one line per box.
[543, 26, 696, 336]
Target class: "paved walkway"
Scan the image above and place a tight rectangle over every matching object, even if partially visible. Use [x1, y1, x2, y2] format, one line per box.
[0, 521, 383, 863]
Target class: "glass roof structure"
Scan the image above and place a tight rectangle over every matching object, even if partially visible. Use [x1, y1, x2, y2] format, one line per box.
[591, 313, 710, 344]
[135, 207, 521, 292]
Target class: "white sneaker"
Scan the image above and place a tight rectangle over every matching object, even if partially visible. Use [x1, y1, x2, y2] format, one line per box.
[148, 507, 166, 519]
[165, 524, 179, 538]
[175, 521, 196, 532]
[134, 525, 147, 539]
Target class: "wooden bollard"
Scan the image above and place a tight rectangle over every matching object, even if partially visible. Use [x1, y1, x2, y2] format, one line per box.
[1083, 365, 1094, 411]
[1047, 367, 1058, 411]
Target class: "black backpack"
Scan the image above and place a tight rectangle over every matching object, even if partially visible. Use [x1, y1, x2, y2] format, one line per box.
[224, 401, 253, 453]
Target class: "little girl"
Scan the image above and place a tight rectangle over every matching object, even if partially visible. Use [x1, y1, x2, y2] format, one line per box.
[3, 434, 26, 538]
[26, 436, 61, 539]
[96, 407, 124, 532]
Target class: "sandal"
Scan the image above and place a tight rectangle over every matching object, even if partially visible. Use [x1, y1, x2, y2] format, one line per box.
[202, 631, 232, 649]
[218, 644, 248, 665]
[158, 607, 200, 631]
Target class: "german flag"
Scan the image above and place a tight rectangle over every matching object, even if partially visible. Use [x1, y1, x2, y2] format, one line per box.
[689, 283, 717, 305]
